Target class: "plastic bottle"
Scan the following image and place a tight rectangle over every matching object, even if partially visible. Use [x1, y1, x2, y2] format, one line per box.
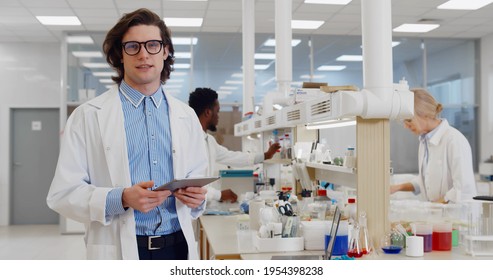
[271, 129, 281, 153]
[284, 133, 292, 159]
[343, 147, 355, 168]
[344, 198, 357, 223]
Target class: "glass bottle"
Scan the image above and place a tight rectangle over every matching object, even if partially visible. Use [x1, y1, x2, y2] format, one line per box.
[343, 147, 355, 168]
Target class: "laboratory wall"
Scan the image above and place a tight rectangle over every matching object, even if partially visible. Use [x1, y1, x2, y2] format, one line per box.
[0, 42, 61, 226]
[480, 33, 493, 163]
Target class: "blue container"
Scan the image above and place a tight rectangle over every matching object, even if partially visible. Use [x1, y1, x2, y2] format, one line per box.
[219, 170, 253, 178]
[325, 234, 349, 256]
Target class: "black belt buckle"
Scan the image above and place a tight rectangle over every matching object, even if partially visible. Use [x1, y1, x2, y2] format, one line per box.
[148, 236, 161, 250]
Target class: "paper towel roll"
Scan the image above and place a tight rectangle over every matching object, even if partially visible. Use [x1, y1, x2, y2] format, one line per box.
[406, 236, 424, 257]
[249, 199, 265, 231]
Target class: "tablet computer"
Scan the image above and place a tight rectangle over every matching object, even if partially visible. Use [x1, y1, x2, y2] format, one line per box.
[153, 176, 220, 192]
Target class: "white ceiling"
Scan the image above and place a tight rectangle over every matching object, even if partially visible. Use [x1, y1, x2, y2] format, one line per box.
[1, 0, 493, 42]
[1, 0, 491, 105]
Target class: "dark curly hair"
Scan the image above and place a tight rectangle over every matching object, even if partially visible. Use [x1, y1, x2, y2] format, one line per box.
[188, 88, 218, 117]
[103, 8, 175, 85]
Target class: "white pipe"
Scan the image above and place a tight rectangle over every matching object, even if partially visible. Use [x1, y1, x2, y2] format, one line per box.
[242, 0, 255, 114]
[330, 0, 413, 120]
[422, 39, 427, 88]
[361, 0, 393, 118]
[275, 0, 292, 97]
[309, 37, 314, 82]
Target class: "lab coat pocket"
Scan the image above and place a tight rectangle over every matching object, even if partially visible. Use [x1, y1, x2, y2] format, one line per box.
[86, 244, 118, 260]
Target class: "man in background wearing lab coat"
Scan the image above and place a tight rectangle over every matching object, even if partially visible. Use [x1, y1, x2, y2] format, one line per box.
[47, 8, 208, 260]
[188, 88, 281, 202]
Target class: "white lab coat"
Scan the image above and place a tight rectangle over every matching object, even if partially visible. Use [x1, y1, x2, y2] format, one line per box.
[411, 119, 476, 203]
[47, 86, 208, 260]
[204, 133, 259, 201]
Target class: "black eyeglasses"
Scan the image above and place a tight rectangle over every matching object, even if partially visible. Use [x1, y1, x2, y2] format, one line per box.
[122, 40, 163, 56]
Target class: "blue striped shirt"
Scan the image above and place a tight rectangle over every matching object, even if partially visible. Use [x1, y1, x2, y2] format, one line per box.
[105, 80, 180, 235]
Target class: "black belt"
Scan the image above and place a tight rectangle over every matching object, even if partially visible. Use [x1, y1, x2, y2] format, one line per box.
[136, 230, 185, 250]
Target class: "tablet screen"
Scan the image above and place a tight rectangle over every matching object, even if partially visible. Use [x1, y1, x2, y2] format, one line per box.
[153, 176, 220, 191]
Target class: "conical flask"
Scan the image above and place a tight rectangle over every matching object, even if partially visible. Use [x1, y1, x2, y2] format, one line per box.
[348, 222, 363, 258]
[358, 211, 373, 255]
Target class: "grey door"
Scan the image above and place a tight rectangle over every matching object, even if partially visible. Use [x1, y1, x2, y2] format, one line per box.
[10, 108, 60, 224]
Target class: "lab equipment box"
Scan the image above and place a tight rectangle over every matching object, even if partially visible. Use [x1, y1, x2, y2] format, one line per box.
[219, 169, 254, 196]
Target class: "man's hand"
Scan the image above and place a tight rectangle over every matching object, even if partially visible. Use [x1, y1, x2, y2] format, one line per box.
[174, 186, 207, 209]
[122, 181, 171, 213]
[264, 142, 281, 160]
[220, 189, 238, 203]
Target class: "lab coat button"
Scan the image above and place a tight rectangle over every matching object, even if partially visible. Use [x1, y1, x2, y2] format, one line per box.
[106, 147, 110, 151]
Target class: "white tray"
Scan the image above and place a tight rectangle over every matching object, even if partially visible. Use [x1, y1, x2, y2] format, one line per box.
[253, 234, 304, 252]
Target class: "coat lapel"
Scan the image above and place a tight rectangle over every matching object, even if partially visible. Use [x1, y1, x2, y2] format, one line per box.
[89, 87, 131, 188]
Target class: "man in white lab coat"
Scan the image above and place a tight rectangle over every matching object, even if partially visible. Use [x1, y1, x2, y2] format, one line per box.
[47, 9, 208, 260]
[188, 88, 280, 202]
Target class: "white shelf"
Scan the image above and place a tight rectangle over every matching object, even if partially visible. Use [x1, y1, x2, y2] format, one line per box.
[305, 162, 356, 174]
[264, 159, 292, 165]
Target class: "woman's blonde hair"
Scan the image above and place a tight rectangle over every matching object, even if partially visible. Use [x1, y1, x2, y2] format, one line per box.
[412, 88, 443, 119]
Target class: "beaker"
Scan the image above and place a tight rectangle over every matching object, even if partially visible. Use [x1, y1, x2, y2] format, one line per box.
[432, 222, 452, 251]
[413, 222, 433, 252]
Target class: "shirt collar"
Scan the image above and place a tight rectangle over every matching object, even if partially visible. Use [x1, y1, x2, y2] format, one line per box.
[419, 118, 444, 143]
[119, 80, 163, 108]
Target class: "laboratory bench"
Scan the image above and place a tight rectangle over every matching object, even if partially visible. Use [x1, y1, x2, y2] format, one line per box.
[198, 214, 493, 260]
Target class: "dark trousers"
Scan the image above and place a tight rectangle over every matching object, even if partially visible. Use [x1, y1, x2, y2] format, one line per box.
[137, 230, 188, 260]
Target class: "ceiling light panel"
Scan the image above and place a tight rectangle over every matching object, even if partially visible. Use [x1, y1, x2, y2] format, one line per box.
[36, 16, 81, 26]
[92, 72, 116, 77]
[393, 23, 440, 33]
[254, 53, 276, 60]
[72, 51, 103, 58]
[438, 0, 493, 10]
[300, 74, 325, 79]
[174, 63, 191, 69]
[304, 0, 352, 4]
[336, 55, 362, 61]
[66, 36, 94, 44]
[174, 52, 192, 59]
[172, 37, 198, 45]
[263, 39, 301, 47]
[291, 20, 325, 30]
[317, 65, 346, 71]
[219, 86, 238, 90]
[225, 80, 243, 85]
[82, 63, 111, 68]
[165, 18, 203, 27]
[254, 64, 270, 70]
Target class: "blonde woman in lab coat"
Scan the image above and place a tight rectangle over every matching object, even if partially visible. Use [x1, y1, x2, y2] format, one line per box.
[47, 9, 208, 260]
[390, 88, 476, 203]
